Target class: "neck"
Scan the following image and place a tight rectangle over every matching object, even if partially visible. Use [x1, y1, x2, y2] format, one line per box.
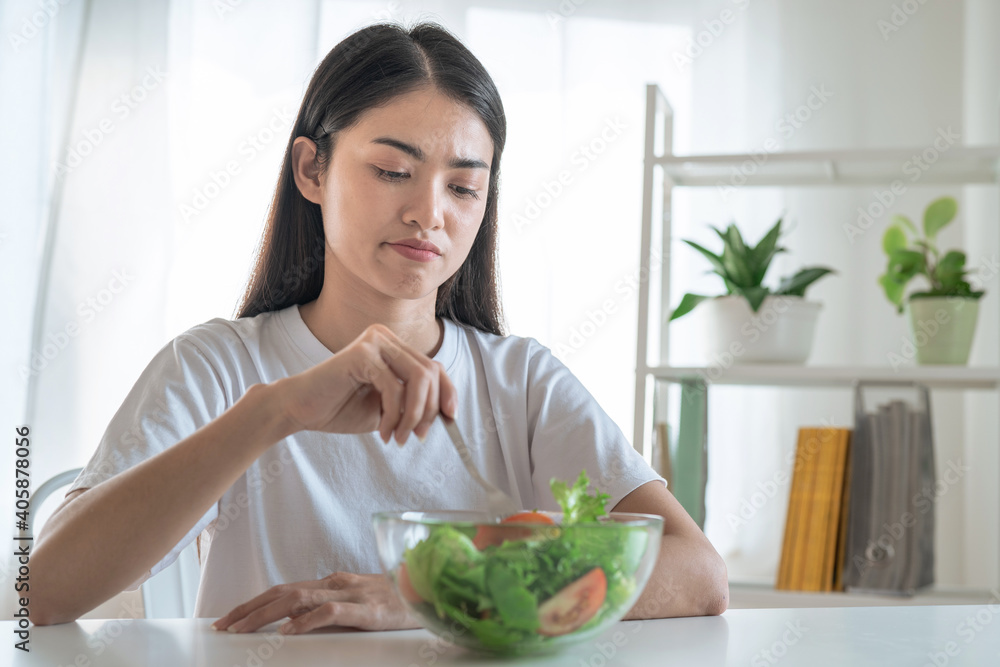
[298, 262, 444, 358]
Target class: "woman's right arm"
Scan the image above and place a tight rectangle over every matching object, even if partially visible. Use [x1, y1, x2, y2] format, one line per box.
[30, 381, 294, 626]
[29, 324, 455, 626]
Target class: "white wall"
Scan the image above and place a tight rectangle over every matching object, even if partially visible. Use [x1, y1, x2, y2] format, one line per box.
[666, 0, 998, 588]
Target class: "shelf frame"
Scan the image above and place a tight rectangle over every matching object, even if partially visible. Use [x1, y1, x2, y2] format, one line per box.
[657, 145, 1000, 187]
[633, 81, 1000, 458]
[632, 82, 1000, 597]
[650, 365, 1000, 390]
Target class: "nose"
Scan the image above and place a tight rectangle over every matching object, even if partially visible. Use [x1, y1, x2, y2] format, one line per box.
[402, 178, 445, 231]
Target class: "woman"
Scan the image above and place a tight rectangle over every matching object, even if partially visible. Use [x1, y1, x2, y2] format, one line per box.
[31, 22, 727, 632]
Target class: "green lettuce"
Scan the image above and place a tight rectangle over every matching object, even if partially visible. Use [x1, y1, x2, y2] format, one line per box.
[400, 471, 641, 653]
[550, 470, 611, 524]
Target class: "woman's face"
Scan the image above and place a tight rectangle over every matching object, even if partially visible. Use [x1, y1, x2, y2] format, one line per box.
[306, 87, 494, 303]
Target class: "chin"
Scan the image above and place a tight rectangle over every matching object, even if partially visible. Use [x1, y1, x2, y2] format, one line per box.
[382, 275, 441, 300]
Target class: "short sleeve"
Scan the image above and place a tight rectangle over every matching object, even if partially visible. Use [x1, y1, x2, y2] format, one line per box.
[525, 345, 666, 511]
[67, 335, 229, 591]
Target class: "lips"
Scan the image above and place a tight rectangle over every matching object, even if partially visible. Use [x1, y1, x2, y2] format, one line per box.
[387, 241, 440, 263]
[390, 238, 441, 255]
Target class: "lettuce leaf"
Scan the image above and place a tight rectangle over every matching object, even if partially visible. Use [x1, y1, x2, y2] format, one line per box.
[550, 470, 610, 524]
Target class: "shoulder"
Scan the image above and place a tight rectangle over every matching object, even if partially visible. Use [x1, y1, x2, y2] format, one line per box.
[171, 308, 281, 361]
[460, 324, 567, 379]
[152, 308, 286, 391]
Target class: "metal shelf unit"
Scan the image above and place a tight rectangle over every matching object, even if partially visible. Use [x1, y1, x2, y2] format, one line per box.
[632, 82, 1000, 598]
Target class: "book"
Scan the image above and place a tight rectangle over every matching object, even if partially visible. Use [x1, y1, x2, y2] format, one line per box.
[776, 429, 809, 590]
[818, 429, 850, 592]
[777, 427, 852, 592]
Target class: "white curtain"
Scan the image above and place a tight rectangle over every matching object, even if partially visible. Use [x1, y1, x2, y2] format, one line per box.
[0, 0, 695, 616]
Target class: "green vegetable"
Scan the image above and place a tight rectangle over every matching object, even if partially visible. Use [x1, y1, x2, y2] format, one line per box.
[550, 470, 610, 524]
[400, 471, 646, 654]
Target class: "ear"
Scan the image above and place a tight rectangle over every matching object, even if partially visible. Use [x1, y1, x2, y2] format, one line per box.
[291, 136, 323, 205]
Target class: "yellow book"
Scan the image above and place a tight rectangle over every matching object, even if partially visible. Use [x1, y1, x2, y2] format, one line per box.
[777, 430, 802, 589]
[832, 437, 853, 592]
[820, 430, 851, 592]
[778, 429, 819, 590]
[799, 428, 839, 591]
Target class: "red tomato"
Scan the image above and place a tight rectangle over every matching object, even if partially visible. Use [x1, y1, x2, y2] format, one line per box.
[397, 563, 424, 604]
[472, 511, 556, 550]
[538, 568, 607, 637]
[501, 512, 556, 525]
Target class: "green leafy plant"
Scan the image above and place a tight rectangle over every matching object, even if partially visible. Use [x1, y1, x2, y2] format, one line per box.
[669, 217, 835, 322]
[879, 196, 984, 313]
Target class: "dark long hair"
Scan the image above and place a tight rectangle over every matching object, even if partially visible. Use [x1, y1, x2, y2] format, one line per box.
[235, 22, 506, 336]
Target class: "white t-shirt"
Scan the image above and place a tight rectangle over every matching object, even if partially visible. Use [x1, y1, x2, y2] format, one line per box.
[69, 304, 665, 618]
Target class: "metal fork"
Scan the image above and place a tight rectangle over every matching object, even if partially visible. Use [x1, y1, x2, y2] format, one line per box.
[441, 415, 519, 519]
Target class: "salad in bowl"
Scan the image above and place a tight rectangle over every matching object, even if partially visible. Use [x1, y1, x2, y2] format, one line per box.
[372, 472, 663, 655]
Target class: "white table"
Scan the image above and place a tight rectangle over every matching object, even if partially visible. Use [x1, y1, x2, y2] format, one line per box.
[8, 605, 1000, 666]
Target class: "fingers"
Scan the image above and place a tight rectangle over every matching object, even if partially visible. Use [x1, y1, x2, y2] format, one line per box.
[212, 581, 326, 632]
[215, 588, 333, 634]
[212, 573, 402, 635]
[412, 368, 439, 441]
[353, 326, 455, 445]
[438, 364, 458, 419]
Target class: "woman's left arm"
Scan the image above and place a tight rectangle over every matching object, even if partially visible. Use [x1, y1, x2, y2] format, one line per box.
[614, 480, 729, 619]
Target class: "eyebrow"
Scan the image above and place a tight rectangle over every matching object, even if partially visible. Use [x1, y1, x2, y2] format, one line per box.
[370, 136, 489, 170]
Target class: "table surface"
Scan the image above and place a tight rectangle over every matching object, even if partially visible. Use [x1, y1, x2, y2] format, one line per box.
[8, 604, 1000, 666]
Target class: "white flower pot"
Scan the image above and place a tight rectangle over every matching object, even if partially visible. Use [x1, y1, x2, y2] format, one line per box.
[697, 295, 822, 364]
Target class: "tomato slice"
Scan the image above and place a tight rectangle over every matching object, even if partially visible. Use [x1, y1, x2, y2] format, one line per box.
[397, 563, 424, 603]
[472, 511, 555, 549]
[538, 568, 607, 637]
[501, 511, 556, 526]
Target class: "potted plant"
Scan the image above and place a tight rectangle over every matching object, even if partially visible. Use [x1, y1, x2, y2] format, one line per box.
[669, 217, 835, 364]
[879, 196, 984, 365]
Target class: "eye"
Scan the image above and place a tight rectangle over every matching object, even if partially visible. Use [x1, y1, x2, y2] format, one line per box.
[451, 185, 480, 201]
[374, 167, 408, 182]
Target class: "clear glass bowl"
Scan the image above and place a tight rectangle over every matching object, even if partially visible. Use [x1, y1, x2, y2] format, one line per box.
[372, 510, 663, 656]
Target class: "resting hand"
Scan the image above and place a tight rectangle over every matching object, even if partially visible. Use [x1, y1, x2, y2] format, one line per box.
[211, 572, 421, 634]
